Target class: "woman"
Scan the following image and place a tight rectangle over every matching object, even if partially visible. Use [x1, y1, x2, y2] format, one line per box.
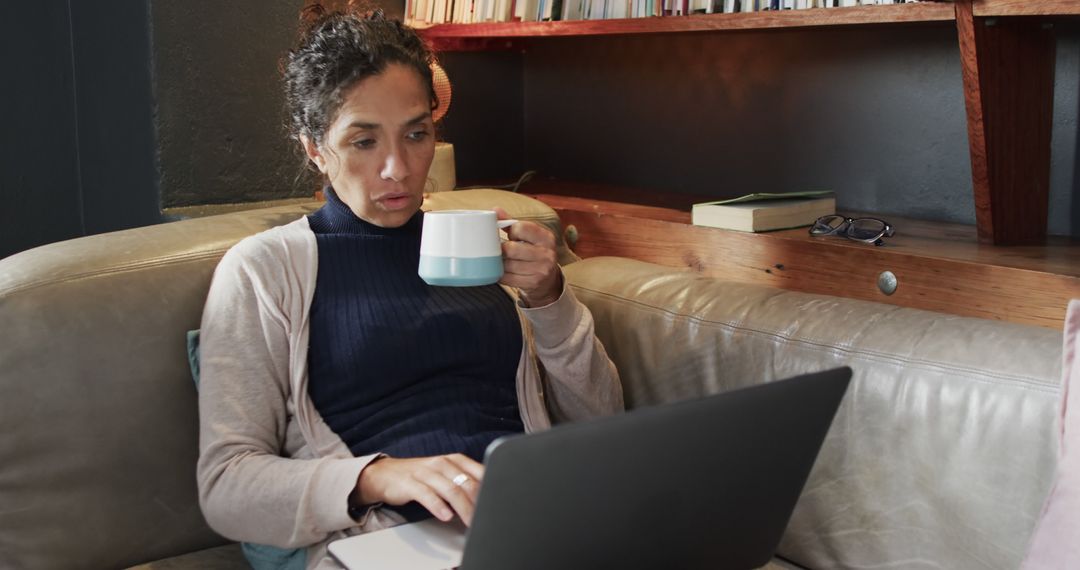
[195, 8, 622, 569]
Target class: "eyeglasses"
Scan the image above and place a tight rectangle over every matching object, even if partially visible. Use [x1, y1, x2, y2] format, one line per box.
[809, 215, 894, 246]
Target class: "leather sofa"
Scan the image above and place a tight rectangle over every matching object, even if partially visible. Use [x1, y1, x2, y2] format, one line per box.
[0, 189, 1063, 569]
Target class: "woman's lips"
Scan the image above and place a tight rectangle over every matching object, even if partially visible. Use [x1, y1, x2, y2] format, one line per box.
[379, 193, 414, 210]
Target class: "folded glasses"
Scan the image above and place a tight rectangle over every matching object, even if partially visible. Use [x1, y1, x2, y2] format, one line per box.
[809, 215, 894, 246]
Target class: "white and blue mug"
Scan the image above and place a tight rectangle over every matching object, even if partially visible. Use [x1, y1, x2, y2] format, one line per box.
[419, 210, 517, 287]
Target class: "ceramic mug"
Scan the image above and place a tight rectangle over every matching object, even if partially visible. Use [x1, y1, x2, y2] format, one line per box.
[419, 210, 517, 286]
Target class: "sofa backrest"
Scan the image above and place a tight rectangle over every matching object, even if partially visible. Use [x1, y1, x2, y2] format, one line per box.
[564, 256, 1064, 570]
[0, 190, 564, 569]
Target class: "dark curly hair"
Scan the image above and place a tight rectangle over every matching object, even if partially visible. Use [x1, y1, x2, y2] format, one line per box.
[283, 8, 437, 147]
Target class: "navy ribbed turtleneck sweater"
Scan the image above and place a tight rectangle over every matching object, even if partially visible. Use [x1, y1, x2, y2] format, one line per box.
[306, 189, 524, 510]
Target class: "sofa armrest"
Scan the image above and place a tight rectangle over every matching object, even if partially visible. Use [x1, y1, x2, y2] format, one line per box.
[565, 256, 1062, 570]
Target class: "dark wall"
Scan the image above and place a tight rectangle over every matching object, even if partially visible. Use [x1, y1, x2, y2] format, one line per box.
[514, 25, 1079, 236]
[149, 0, 525, 206]
[152, 0, 311, 207]
[1052, 26, 1080, 238]
[0, 0, 159, 260]
[439, 51, 525, 182]
[69, 1, 161, 235]
[1, 2, 81, 260]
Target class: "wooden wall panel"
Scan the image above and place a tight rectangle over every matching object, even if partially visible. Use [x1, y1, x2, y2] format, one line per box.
[956, 0, 1056, 244]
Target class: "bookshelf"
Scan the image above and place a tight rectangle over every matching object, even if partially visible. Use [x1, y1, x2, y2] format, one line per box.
[421, 0, 1077, 246]
[417, 1, 1080, 42]
[409, 1, 1080, 326]
[419, 3, 956, 47]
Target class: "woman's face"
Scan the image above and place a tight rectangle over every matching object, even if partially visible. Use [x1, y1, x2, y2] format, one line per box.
[304, 63, 435, 228]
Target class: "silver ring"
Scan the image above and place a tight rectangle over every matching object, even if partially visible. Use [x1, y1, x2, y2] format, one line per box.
[452, 473, 470, 487]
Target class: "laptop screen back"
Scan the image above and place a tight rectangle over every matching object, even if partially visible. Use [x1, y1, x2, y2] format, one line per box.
[459, 367, 851, 570]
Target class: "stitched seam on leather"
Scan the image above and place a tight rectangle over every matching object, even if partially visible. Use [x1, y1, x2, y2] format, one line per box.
[571, 284, 1057, 392]
[0, 249, 228, 298]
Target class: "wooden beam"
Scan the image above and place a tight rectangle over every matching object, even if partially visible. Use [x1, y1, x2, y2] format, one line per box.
[955, 0, 1056, 244]
[525, 189, 1080, 329]
[551, 207, 1078, 329]
[420, 3, 956, 49]
[974, 0, 1080, 16]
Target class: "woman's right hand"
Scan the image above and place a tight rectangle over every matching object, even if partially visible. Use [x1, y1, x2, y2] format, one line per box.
[356, 454, 485, 525]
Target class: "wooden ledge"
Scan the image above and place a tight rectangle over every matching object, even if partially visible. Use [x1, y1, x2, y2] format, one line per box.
[420, 3, 956, 50]
[974, 0, 1080, 16]
[519, 180, 1080, 329]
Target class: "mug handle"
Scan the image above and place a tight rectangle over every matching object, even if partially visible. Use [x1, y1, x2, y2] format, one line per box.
[496, 219, 518, 230]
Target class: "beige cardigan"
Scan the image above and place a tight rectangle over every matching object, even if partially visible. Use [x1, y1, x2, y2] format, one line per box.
[196, 216, 623, 568]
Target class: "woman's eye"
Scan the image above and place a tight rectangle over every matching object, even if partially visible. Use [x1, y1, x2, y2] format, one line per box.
[407, 130, 429, 142]
[352, 139, 376, 149]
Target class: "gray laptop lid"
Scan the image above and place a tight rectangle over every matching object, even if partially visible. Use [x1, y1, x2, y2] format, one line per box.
[459, 366, 851, 570]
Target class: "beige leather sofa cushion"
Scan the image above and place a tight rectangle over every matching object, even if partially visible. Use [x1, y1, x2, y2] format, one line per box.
[564, 256, 1063, 570]
[0, 204, 318, 570]
[0, 190, 563, 569]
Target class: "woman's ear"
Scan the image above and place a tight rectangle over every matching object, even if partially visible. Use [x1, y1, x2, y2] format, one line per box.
[301, 135, 328, 174]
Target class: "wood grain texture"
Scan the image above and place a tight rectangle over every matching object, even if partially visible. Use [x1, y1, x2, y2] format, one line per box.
[525, 188, 1080, 329]
[956, 0, 993, 242]
[956, 0, 1055, 245]
[527, 189, 1080, 275]
[982, 18, 1055, 244]
[425, 37, 525, 51]
[420, 3, 956, 50]
[974, 0, 1080, 16]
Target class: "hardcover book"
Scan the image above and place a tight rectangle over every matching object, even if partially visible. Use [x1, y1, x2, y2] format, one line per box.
[691, 191, 836, 232]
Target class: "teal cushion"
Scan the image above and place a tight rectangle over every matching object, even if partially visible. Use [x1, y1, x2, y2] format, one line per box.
[186, 329, 306, 570]
[241, 542, 306, 570]
[186, 329, 201, 388]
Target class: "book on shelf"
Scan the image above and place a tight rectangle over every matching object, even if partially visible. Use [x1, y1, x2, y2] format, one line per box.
[691, 191, 836, 232]
[405, 0, 920, 24]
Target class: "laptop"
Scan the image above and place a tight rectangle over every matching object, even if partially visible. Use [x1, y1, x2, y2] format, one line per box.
[328, 367, 852, 570]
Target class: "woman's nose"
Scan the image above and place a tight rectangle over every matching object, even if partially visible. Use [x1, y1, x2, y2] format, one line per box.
[380, 145, 409, 182]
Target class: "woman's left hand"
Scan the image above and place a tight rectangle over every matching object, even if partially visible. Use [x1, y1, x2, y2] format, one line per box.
[494, 207, 562, 307]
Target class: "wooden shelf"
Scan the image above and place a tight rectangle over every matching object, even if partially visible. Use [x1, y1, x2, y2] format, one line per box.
[974, 0, 1080, 16]
[418, 0, 1080, 49]
[520, 179, 1080, 329]
[419, 3, 957, 49]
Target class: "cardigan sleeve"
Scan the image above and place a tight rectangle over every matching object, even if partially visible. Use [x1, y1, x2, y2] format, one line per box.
[196, 235, 378, 548]
[519, 275, 624, 422]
